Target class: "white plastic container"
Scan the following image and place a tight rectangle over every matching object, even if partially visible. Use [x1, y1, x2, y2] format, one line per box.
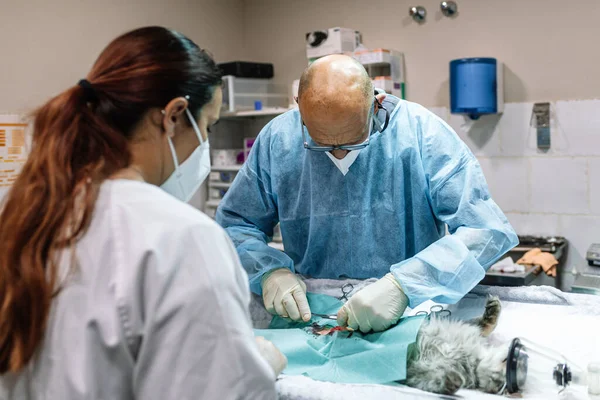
[222, 76, 288, 112]
[355, 48, 405, 99]
[209, 171, 221, 182]
[208, 187, 228, 200]
[305, 27, 362, 59]
[372, 76, 394, 93]
[212, 171, 237, 183]
[211, 149, 242, 167]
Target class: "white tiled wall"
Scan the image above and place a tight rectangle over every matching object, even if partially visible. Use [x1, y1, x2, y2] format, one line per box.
[477, 157, 529, 212]
[430, 99, 600, 273]
[530, 158, 589, 215]
[590, 158, 600, 216]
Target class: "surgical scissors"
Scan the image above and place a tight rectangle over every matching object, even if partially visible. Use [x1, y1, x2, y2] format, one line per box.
[310, 283, 354, 320]
[415, 304, 451, 319]
[338, 283, 354, 301]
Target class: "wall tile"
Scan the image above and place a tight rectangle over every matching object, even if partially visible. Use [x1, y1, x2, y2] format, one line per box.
[478, 157, 529, 212]
[554, 100, 600, 156]
[530, 158, 589, 214]
[499, 102, 535, 156]
[505, 213, 560, 236]
[559, 215, 600, 273]
[589, 158, 600, 215]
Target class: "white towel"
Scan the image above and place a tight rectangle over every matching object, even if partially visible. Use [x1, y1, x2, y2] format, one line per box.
[489, 256, 525, 273]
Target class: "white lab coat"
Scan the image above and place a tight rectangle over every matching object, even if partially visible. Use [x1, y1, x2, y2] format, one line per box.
[0, 179, 276, 400]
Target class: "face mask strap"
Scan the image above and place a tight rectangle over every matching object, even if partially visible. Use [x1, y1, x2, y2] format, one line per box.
[164, 99, 206, 169]
[185, 107, 205, 145]
[161, 107, 182, 171]
[373, 97, 390, 133]
[167, 136, 180, 170]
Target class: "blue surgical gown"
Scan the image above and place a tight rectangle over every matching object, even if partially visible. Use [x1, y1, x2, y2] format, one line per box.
[216, 96, 518, 307]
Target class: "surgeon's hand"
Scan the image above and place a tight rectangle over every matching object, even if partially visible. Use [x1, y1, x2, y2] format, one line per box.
[337, 273, 409, 333]
[255, 336, 288, 377]
[262, 268, 311, 322]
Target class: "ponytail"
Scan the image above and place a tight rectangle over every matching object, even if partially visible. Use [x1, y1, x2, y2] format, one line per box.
[0, 25, 221, 374]
[0, 84, 130, 373]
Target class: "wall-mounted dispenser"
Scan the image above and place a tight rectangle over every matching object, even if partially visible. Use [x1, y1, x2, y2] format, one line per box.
[450, 57, 504, 120]
[530, 102, 551, 150]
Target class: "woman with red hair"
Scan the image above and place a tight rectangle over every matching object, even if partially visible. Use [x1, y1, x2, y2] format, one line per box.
[0, 26, 284, 399]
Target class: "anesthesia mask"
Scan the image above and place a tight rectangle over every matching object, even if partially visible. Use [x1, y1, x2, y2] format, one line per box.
[506, 338, 598, 397]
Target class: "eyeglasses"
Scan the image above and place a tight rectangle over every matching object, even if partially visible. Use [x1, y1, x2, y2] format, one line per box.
[302, 101, 376, 153]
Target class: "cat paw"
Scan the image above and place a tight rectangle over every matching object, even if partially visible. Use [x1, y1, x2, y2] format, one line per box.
[479, 296, 501, 337]
[406, 368, 465, 395]
[440, 370, 465, 395]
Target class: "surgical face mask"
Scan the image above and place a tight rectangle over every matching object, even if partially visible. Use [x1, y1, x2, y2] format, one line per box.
[160, 109, 210, 202]
[325, 129, 371, 176]
[325, 150, 362, 176]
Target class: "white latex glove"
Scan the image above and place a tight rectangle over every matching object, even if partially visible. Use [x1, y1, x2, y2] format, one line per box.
[337, 273, 409, 333]
[262, 268, 311, 321]
[255, 336, 288, 377]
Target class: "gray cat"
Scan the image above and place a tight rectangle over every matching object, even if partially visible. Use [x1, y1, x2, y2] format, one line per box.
[405, 296, 507, 395]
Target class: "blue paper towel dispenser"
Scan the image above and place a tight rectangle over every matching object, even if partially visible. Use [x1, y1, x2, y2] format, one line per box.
[450, 57, 504, 120]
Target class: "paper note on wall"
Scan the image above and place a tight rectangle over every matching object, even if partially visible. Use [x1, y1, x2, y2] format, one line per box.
[0, 115, 29, 203]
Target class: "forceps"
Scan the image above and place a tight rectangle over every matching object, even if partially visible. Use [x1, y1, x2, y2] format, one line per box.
[312, 313, 338, 320]
[338, 283, 354, 301]
[310, 283, 355, 320]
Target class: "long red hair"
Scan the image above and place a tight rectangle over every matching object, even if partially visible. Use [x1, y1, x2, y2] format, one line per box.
[0, 26, 222, 373]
